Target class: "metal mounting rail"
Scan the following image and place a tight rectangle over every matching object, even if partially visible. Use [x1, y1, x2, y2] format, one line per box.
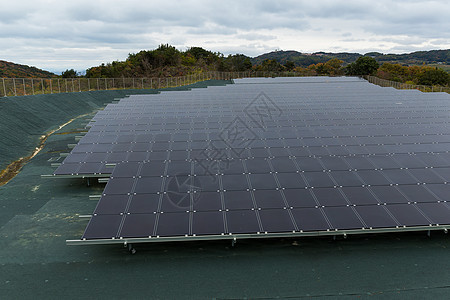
[66, 225, 450, 246]
[41, 173, 112, 179]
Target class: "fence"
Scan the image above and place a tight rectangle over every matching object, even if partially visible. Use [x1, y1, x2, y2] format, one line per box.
[0, 71, 276, 97]
[0, 72, 223, 97]
[2, 72, 449, 97]
[0, 71, 323, 97]
[364, 75, 450, 94]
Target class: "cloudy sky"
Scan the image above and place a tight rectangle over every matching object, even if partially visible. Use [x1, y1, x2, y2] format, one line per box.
[1, 0, 449, 73]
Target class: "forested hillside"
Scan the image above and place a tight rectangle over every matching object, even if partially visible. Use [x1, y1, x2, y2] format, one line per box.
[252, 49, 450, 67]
[251, 51, 361, 66]
[0, 60, 55, 78]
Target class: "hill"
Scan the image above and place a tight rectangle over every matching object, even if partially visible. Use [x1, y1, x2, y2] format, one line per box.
[251, 51, 361, 66]
[252, 49, 450, 67]
[0, 60, 55, 78]
[368, 49, 450, 65]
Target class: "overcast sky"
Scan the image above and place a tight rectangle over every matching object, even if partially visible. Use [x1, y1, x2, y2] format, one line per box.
[1, 0, 449, 73]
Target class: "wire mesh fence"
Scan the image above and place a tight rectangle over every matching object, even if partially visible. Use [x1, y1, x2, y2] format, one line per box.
[363, 75, 450, 94]
[0, 73, 232, 97]
[0, 71, 326, 97]
[2, 72, 449, 97]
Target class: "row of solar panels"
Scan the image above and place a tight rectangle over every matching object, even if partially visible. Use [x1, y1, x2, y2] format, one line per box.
[55, 77, 450, 245]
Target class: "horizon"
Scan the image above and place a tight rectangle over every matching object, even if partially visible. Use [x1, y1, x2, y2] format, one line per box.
[1, 0, 449, 74]
[6, 47, 450, 75]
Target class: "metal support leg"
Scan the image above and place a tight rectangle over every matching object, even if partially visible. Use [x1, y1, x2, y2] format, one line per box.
[126, 243, 136, 254]
[232, 237, 237, 247]
[86, 178, 90, 187]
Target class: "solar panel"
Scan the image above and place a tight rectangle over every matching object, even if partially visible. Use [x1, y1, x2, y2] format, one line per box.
[58, 77, 450, 246]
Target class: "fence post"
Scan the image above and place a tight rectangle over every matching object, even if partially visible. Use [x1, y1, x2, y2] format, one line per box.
[13, 79, 17, 96]
[41, 79, 45, 94]
[2, 78, 6, 97]
[105, 78, 107, 90]
[50, 79, 53, 94]
[88, 78, 90, 91]
[23, 79, 26, 96]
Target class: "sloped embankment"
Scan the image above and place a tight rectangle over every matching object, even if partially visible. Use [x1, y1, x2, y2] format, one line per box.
[0, 90, 148, 173]
[0, 80, 232, 181]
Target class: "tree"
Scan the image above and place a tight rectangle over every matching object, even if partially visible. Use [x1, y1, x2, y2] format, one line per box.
[185, 47, 211, 60]
[284, 61, 295, 71]
[61, 69, 77, 78]
[417, 68, 450, 86]
[223, 54, 252, 72]
[184, 47, 223, 68]
[258, 59, 284, 72]
[346, 56, 379, 75]
[316, 58, 344, 75]
[154, 44, 182, 67]
[376, 63, 409, 82]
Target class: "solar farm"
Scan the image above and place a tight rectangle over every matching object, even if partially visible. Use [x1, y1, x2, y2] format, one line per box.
[48, 76, 450, 248]
[2, 76, 450, 298]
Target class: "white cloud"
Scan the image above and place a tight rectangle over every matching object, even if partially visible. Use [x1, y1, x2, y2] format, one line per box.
[0, 0, 448, 73]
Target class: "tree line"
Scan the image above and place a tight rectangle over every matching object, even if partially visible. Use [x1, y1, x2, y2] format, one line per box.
[59, 44, 449, 86]
[74, 44, 252, 79]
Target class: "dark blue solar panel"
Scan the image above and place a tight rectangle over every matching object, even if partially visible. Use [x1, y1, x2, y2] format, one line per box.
[50, 76, 450, 244]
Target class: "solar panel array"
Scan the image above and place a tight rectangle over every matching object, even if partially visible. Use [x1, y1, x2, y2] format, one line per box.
[56, 77, 450, 244]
